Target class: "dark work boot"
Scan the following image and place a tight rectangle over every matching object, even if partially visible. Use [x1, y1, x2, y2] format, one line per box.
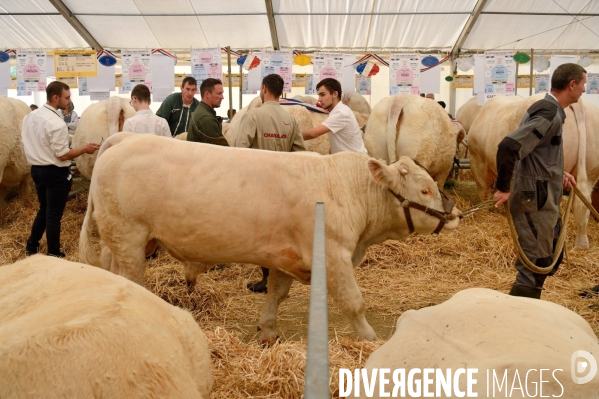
[579, 284, 599, 298]
[247, 267, 269, 294]
[509, 284, 542, 299]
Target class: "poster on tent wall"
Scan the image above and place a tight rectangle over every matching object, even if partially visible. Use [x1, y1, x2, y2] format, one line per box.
[121, 50, 152, 93]
[261, 50, 292, 93]
[16, 49, 46, 92]
[535, 74, 549, 94]
[151, 53, 175, 102]
[191, 48, 222, 85]
[357, 75, 371, 95]
[389, 54, 420, 95]
[57, 77, 78, 88]
[305, 74, 315, 95]
[586, 73, 599, 95]
[312, 53, 344, 92]
[53, 49, 97, 78]
[479, 51, 515, 104]
[0, 58, 10, 97]
[78, 77, 88, 96]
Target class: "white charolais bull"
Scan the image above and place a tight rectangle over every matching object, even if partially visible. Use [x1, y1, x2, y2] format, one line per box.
[0, 255, 212, 399]
[0, 97, 31, 206]
[469, 94, 599, 249]
[356, 288, 599, 398]
[455, 96, 482, 134]
[225, 97, 369, 155]
[79, 133, 460, 344]
[342, 92, 372, 114]
[364, 94, 461, 188]
[71, 96, 135, 179]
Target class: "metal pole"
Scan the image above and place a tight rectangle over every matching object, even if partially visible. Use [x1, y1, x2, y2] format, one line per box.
[304, 202, 328, 399]
[239, 64, 243, 110]
[515, 62, 518, 97]
[227, 46, 233, 115]
[529, 48, 534, 96]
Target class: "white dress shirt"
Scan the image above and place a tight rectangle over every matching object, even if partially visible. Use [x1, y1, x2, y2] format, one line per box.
[21, 104, 71, 167]
[123, 109, 171, 137]
[322, 102, 367, 154]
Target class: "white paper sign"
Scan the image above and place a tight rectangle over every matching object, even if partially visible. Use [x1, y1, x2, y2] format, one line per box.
[312, 52, 344, 92]
[357, 75, 371, 95]
[151, 53, 175, 90]
[87, 64, 115, 93]
[16, 49, 47, 92]
[536, 74, 550, 94]
[389, 53, 420, 95]
[191, 48, 222, 85]
[342, 54, 356, 94]
[586, 73, 599, 94]
[247, 64, 261, 94]
[473, 54, 485, 103]
[0, 59, 10, 94]
[420, 55, 441, 95]
[480, 51, 516, 103]
[550, 55, 579, 83]
[261, 50, 293, 93]
[90, 92, 110, 101]
[305, 74, 315, 95]
[78, 77, 88, 96]
[122, 50, 152, 92]
[153, 88, 173, 102]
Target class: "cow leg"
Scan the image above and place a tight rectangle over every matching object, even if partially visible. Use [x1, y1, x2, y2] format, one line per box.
[328, 259, 377, 341]
[99, 240, 113, 271]
[0, 187, 7, 208]
[19, 176, 32, 199]
[108, 235, 147, 285]
[183, 261, 212, 290]
[258, 269, 293, 346]
[573, 179, 592, 249]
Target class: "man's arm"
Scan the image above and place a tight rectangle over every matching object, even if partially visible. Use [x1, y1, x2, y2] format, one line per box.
[233, 113, 256, 148]
[302, 124, 330, 140]
[155, 96, 173, 120]
[291, 120, 307, 151]
[58, 143, 100, 161]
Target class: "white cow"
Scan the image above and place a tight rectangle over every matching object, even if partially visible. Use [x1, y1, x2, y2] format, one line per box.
[292, 95, 318, 105]
[0, 97, 31, 206]
[79, 133, 460, 344]
[364, 94, 462, 188]
[71, 96, 135, 179]
[357, 288, 599, 398]
[469, 94, 599, 248]
[0, 255, 212, 399]
[226, 97, 369, 155]
[455, 96, 482, 134]
[342, 92, 371, 114]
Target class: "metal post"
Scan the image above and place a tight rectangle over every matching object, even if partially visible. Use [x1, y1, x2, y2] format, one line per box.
[529, 48, 534, 96]
[239, 64, 243, 110]
[227, 46, 233, 115]
[515, 62, 518, 96]
[304, 202, 328, 399]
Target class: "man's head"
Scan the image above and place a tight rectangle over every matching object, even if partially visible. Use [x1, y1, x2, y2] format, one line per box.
[130, 84, 151, 111]
[260, 74, 284, 102]
[200, 78, 224, 109]
[316, 78, 342, 110]
[30, 104, 38, 111]
[180, 76, 198, 105]
[46, 81, 71, 111]
[419, 93, 425, 98]
[425, 93, 435, 100]
[551, 63, 587, 105]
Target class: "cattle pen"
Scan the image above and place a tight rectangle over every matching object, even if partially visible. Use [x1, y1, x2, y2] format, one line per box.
[1, 178, 598, 398]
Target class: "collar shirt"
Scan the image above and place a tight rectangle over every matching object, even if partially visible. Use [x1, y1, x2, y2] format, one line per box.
[21, 104, 71, 167]
[122, 109, 172, 137]
[322, 102, 367, 154]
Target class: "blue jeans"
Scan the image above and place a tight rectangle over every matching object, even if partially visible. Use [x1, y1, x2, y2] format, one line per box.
[26, 165, 72, 255]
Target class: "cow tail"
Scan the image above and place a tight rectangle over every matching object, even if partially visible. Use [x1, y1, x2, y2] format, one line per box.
[107, 96, 122, 135]
[79, 183, 100, 267]
[386, 96, 405, 163]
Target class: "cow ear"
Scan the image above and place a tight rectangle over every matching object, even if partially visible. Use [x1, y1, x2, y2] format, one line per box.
[368, 159, 394, 187]
[399, 163, 409, 175]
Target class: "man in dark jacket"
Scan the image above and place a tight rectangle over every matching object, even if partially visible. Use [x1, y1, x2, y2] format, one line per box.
[493, 63, 586, 299]
[186, 78, 229, 146]
[156, 76, 200, 137]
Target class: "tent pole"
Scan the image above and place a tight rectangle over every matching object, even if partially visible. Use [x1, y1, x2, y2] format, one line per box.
[227, 46, 233, 115]
[515, 62, 518, 96]
[239, 64, 243, 110]
[529, 48, 534, 96]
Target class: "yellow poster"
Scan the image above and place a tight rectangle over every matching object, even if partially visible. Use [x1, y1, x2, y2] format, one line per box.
[116, 74, 122, 88]
[57, 77, 78, 88]
[54, 49, 97, 78]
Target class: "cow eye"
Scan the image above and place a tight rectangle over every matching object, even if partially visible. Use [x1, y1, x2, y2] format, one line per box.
[421, 189, 430, 195]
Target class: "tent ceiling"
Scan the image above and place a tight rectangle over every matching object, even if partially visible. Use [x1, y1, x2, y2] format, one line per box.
[0, 0, 597, 53]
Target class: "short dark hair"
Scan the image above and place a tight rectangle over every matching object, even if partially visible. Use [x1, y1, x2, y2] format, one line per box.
[437, 101, 446, 109]
[200, 78, 223, 97]
[181, 76, 197, 89]
[316, 78, 342, 99]
[131, 84, 151, 103]
[419, 93, 426, 97]
[262, 74, 284, 98]
[551, 63, 586, 91]
[46, 81, 70, 101]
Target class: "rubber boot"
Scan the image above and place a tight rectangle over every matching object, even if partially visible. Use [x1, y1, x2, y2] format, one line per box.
[247, 267, 269, 294]
[509, 284, 542, 299]
[579, 284, 599, 298]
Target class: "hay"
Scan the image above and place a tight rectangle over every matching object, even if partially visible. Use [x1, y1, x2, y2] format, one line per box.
[1, 178, 599, 398]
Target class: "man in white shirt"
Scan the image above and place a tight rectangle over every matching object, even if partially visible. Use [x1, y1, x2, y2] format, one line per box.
[22, 81, 99, 258]
[301, 78, 367, 154]
[123, 84, 171, 137]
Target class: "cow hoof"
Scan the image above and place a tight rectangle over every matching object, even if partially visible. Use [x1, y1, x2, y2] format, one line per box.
[574, 236, 589, 250]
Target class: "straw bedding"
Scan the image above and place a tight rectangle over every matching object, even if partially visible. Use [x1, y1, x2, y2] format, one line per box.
[1, 178, 598, 398]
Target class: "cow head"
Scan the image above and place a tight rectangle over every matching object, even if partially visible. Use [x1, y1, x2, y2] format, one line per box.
[368, 156, 460, 235]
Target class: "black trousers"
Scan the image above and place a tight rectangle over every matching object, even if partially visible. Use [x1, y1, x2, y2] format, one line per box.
[26, 165, 72, 255]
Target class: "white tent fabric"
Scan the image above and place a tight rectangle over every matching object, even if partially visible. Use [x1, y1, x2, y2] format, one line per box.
[1, 0, 598, 52]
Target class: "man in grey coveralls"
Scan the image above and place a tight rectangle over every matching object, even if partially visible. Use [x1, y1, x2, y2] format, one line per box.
[493, 63, 586, 299]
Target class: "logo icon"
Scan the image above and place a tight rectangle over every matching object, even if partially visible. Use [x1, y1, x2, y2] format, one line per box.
[571, 350, 597, 384]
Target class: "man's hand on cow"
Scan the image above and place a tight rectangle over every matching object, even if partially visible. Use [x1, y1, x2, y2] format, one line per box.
[563, 172, 576, 190]
[84, 143, 100, 154]
[493, 190, 510, 208]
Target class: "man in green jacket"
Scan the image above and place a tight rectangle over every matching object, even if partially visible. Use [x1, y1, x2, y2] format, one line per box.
[187, 78, 229, 146]
[156, 76, 200, 137]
